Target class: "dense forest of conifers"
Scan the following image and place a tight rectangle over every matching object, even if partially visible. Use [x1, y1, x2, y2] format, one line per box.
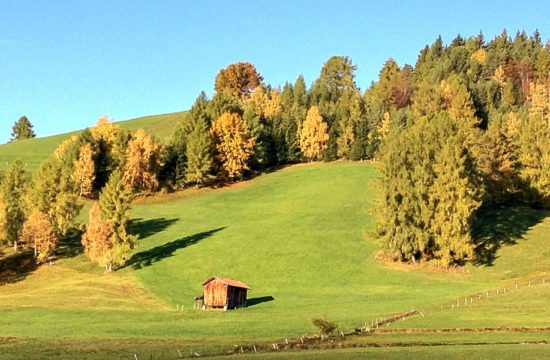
[1, 29, 549, 269]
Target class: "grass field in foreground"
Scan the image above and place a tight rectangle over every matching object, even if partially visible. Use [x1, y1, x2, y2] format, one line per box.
[0, 111, 185, 173]
[0, 162, 549, 358]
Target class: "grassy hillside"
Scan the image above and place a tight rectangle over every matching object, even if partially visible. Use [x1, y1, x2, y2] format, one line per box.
[0, 111, 186, 174]
[0, 162, 549, 358]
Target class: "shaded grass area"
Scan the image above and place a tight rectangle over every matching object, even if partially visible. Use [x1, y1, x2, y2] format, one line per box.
[472, 205, 549, 266]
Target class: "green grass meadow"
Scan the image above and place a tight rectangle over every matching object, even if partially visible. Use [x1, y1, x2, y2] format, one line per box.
[1, 123, 550, 358]
[0, 111, 185, 174]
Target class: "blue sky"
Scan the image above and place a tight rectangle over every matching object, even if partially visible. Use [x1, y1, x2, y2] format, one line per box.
[1, 0, 549, 143]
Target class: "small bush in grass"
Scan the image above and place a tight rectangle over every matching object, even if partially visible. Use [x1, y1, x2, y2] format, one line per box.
[311, 317, 336, 336]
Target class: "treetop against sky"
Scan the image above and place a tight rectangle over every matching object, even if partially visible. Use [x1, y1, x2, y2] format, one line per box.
[1, 0, 549, 143]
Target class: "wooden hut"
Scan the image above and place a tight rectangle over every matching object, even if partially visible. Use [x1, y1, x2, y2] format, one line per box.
[201, 276, 251, 310]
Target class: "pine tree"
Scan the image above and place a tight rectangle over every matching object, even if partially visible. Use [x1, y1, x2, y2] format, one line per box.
[73, 143, 95, 197]
[96, 170, 137, 271]
[123, 128, 161, 193]
[377, 114, 481, 264]
[185, 116, 214, 186]
[299, 106, 329, 161]
[20, 208, 57, 262]
[0, 195, 7, 246]
[211, 112, 255, 180]
[81, 202, 114, 271]
[518, 103, 550, 206]
[29, 158, 81, 238]
[10, 116, 36, 141]
[430, 130, 480, 264]
[0, 160, 28, 249]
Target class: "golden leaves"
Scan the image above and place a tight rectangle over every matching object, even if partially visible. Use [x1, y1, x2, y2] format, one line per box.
[211, 112, 255, 179]
[299, 106, 329, 161]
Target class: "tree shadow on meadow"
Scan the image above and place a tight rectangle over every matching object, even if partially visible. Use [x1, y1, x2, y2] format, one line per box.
[126, 227, 226, 270]
[129, 217, 180, 240]
[55, 231, 84, 259]
[247, 295, 275, 308]
[0, 250, 38, 285]
[471, 205, 549, 266]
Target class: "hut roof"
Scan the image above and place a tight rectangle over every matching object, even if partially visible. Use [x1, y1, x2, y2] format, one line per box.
[202, 276, 251, 290]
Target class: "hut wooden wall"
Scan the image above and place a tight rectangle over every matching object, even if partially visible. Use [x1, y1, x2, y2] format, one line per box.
[204, 279, 228, 308]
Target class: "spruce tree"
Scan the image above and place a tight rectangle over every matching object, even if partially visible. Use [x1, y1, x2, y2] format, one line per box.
[28, 157, 81, 238]
[185, 116, 214, 186]
[98, 170, 137, 270]
[0, 160, 28, 249]
[10, 116, 36, 141]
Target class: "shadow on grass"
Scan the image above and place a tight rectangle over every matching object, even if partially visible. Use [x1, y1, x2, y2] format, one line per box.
[130, 217, 180, 239]
[247, 295, 275, 307]
[472, 205, 549, 266]
[0, 250, 37, 285]
[55, 231, 84, 259]
[126, 227, 226, 269]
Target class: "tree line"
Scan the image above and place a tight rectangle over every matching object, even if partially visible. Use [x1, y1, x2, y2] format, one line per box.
[376, 30, 549, 266]
[1, 29, 548, 270]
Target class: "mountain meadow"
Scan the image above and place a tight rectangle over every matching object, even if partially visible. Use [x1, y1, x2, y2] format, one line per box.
[1, 30, 549, 358]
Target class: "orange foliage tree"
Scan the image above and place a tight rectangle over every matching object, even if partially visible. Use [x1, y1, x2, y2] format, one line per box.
[73, 143, 95, 197]
[299, 106, 329, 161]
[122, 128, 161, 193]
[20, 208, 57, 262]
[81, 202, 114, 271]
[214, 62, 263, 99]
[211, 112, 255, 180]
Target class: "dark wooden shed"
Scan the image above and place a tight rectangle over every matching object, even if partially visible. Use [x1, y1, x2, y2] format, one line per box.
[201, 276, 251, 310]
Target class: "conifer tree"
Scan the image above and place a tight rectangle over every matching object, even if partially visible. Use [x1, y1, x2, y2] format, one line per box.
[430, 130, 480, 264]
[10, 116, 36, 141]
[81, 202, 114, 271]
[185, 116, 214, 186]
[29, 157, 81, 238]
[123, 128, 161, 193]
[73, 143, 95, 197]
[0, 160, 28, 249]
[0, 195, 7, 246]
[299, 106, 329, 161]
[96, 170, 137, 271]
[20, 208, 57, 262]
[518, 103, 550, 206]
[211, 112, 255, 180]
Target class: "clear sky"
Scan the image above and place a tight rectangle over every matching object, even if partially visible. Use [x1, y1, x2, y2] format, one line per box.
[1, 0, 549, 143]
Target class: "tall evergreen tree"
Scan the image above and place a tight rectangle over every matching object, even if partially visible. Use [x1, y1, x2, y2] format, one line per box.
[185, 116, 214, 186]
[0, 160, 27, 249]
[28, 157, 81, 238]
[97, 170, 137, 270]
[10, 116, 36, 142]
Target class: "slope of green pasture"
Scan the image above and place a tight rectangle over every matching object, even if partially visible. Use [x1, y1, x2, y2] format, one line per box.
[0, 162, 549, 359]
[0, 111, 185, 174]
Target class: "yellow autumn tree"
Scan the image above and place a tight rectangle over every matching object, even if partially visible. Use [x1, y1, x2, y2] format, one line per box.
[53, 136, 77, 161]
[378, 112, 392, 140]
[81, 202, 114, 271]
[90, 115, 125, 164]
[0, 195, 7, 245]
[211, 112, 255, 180]
[122, 128, 161, 193]
[529, 82, 550, 127]
[20, 208, 57, 262]
[299, 106, 329, 161]
[493, 65, 506, 100]
[73, 143, 95, 197]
